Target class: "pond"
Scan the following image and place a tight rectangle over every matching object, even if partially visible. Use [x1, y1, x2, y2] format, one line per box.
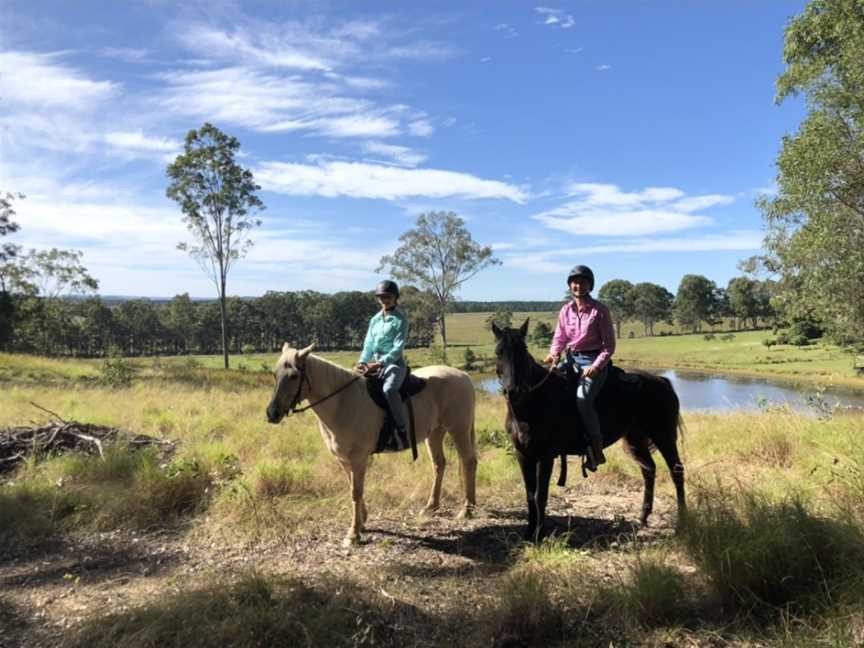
[474, 368, 864, 414]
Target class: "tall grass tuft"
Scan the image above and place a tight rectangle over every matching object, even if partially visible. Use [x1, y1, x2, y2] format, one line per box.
[67, 571, 426, 648]
[596, 551, 694, 628]
[489, 570, 563, 647]
[679, 486, 864, 617]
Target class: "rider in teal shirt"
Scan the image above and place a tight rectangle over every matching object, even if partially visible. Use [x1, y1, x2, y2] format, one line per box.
[356, 280, 410, 450]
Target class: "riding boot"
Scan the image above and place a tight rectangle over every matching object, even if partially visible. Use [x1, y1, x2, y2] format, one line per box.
[586, 437, 606, 471]
[394, 426, 409, 451]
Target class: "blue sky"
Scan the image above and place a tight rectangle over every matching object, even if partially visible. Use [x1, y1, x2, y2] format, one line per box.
[1, 1, 808, 300]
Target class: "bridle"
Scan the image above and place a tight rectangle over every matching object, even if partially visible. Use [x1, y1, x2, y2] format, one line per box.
[498, 338, 556, 404]
[283, 361, 361, 414]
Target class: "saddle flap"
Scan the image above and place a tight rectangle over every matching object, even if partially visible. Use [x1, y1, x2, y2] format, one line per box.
[364, 366, 427, 411]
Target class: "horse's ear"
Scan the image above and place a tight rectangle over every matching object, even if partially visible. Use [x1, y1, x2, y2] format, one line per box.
[519, 318, 530, 338]
[491, 322, 503, 339]
[282, 342, 291, 353]
[298, 343, 315, 360]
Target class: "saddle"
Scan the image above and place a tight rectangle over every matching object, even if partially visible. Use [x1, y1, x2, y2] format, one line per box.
[555, 360, 642, 479]
[365, 368, 427, 459]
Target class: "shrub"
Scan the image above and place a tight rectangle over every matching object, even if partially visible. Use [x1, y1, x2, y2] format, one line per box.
[463, 347, 477, 371]
[790, 334, 810, 346]
[99, 352, 134, 388]
[720, 333, 735, 342]
[703, 333, 716, 341]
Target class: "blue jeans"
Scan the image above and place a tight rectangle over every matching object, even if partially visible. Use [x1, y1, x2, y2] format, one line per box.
[560, 351, 607, 443]
[381, 361, 408, 430]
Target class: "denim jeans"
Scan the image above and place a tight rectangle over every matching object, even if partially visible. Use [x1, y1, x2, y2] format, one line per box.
[560, 351, 607, 443]
[380, 361, 408, 430]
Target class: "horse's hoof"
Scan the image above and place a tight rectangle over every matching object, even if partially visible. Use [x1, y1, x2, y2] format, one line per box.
[422, 503, 439, 515]
[457, 505, 474, 520]
[342, 534, 361, 548]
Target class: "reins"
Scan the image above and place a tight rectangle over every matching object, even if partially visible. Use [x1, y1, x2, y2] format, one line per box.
[288, 363, 362, 413]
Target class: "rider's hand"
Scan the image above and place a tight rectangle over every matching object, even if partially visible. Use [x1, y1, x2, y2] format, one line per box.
[355, 362, 368, 374]
[366, 362, 381, 373]
[542, 354, 556, 365]
[584, 365, 598, 379]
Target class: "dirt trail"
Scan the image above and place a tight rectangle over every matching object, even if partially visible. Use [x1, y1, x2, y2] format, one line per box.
[0, 482, 680, 648]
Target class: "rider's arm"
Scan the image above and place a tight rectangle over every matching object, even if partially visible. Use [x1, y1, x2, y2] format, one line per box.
[358, 313, 379, 365]
[548, 304, 570, 358]
[591, 304, 616, 370]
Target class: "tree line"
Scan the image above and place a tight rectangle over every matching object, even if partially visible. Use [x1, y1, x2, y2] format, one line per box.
[0, 288, 439, 357]
[598, 275, 777, 337]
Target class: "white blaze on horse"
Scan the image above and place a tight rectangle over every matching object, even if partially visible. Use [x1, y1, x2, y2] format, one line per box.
[266, 343, 478, 547]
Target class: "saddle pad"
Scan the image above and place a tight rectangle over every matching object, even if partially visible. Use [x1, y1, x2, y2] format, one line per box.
[365, 368, 427, 411]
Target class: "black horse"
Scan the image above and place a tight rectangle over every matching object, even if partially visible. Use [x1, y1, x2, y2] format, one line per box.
[492, 320, 686, 541]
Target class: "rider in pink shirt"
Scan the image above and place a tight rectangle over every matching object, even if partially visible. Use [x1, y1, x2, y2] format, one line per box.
[543, 265, 616, 470]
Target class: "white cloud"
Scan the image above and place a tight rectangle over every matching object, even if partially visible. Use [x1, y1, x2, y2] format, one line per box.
[533, 182, 736, 237]
[255, 160, 529, 202]
[596, 64, 612, 71]
[502, 231, 764, 272]
[0, 51, 118, 109]
[494, 23, 519, 38]
[408, 120, 435, 137]
[534, 7, 576, 28]
[362, 142, 428, 167]
[480, 56, 492, 63]
[104, 131, 181, 153]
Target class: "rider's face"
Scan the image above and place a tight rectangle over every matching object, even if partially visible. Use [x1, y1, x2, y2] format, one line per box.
[377, 294, 396, 309]
[570, 277, 591, 297]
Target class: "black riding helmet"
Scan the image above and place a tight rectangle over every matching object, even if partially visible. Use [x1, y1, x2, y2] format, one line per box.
[374, 279, 399, 299]
[566, 265, 594, 291]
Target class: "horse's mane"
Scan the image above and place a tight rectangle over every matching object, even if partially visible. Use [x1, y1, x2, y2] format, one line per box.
[304, 352, 357, 393]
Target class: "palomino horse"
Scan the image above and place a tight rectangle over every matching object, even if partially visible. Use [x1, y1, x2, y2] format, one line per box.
[493, 321, 685, 541]
[266, 343, 478, 546]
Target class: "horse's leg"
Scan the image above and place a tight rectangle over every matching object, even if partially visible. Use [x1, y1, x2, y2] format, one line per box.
[423, 426, 446, 514]
[339, 457, 367, 528]
[626, 434, 657, 527]
[516, 452, 539, 541]
[343, 454, 369, 547]
[451, 422, 478, 519]
[654, 435, 686, 519]
[534, 455, 555, 542]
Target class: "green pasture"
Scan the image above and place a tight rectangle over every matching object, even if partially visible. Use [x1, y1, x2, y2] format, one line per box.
[2, 352, 864, 645]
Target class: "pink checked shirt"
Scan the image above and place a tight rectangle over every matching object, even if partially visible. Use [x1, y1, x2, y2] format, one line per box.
[549, 297, 616, 370]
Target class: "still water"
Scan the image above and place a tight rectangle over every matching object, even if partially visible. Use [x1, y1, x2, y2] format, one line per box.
[475, 369, 864, 413]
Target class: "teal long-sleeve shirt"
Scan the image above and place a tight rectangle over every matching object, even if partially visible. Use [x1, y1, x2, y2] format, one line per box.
[359, 307, 409, 366]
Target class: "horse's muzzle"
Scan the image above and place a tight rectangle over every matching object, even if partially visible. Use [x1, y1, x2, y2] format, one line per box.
[266, 402, 284, 424]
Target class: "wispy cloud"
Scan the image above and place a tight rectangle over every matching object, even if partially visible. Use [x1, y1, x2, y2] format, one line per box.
[494, 23, 519, 38]
[533, 182, 735, 237]
[502, 231, 764, 273]
[595, 64, 612, 71]
[361, 142, 428, 167]
[0, 51, 118, 109]
[104, 131, 181, 154]
[256, 160, 529, 202]
[534, 7, 576, 28]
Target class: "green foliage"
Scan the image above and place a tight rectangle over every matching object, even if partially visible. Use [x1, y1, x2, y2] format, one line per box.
[759, 0, 864, 346]
[598, 278, 635, 337]
[484, 306, 512, 331]
[531, 320, 553, 347]
[631, 282, 675, 336]
[166, 123, 264, 369]
[378, 211, 500, 348]
[99, 349, 134, 387]
[675, 274, 721, 333]
[462, 346, 477, 370]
